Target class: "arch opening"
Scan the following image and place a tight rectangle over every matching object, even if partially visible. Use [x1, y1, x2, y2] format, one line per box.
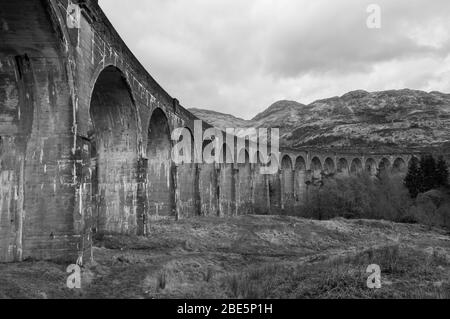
[252, 151, 268, 215]
[392, 158, 407, 174]
[90, 66, 139, 234]
[379, 158, 391, 174]
[294, 156, 307, 204]
[365, 158, 377, 176]
[337, 158, 349, 175]
[350, 158, 363, 175]
[311, 157, 322, 179]
[281, 155, 294, 210]
[146, 108, 175, 220]
[218, 144, 235, 216]
[236, 149, 252, 215]
[268, 154, 281, 214]
[198, 138, 218, 216]
[175, 127, 201, 218]
[324, 157, 335, 174]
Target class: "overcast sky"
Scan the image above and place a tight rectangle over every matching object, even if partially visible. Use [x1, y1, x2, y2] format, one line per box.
[99, 0, 450, 120]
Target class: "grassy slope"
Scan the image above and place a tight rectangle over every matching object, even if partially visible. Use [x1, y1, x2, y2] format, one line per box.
[0, 215, 450, 299]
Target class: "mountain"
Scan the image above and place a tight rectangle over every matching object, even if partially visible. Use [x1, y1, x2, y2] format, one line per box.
[189, 89, 450, 150]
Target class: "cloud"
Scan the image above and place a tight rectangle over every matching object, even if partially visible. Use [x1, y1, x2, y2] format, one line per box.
[99, 0, 450, 119]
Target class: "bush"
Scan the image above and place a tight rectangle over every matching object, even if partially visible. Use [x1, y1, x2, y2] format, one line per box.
[296, 173, 412, 222]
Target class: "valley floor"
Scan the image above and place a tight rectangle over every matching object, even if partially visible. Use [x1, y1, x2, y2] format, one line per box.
[1, 215, 450, 299]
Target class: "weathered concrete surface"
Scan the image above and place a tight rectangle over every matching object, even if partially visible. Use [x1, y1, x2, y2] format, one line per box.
[0, 0, 425, 263]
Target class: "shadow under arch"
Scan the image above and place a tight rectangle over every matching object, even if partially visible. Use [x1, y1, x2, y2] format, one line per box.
[294, 156, 307, 205]
[392, 157, 407, 174]
[217, 143, 235, 217]
[337, 158, 349, 176]
[324, 157, 335, 175]
[267, 154, 282, 215]
[311, 157, 322, 179]
[236, 149, 253, 215]
[89, 65, 139, 234]
[145, 107, 175, 223]
[281, 155, 294, 211]
[365, 158, 377, 176]
[379, 158, 391, 175]
[350, 158, 363, 175]
[173, 126, 201, 218]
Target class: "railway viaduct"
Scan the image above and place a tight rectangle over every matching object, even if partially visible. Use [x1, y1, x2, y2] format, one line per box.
[0, 0, 417, 263]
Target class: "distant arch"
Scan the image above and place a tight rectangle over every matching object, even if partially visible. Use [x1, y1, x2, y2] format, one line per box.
[281, 155, 294, 209]
[311, 157, 322, 179]
[365, 158, 377, 176]
[267, 154, 281, 213]
[236, 149, 252, 215]
[295, 156, 306, 171]
[392, 158, 407, 174]
[218, 143, 235, 216]
[408, 156, 419, 167]
[281, 155, 293, 170]
[324, 157, 335, 174]
[294, 156, 307, 203]
[147, 107, 175, 219]
[350, 158, 363, 175]
[379, 158, 391, 174]
[337, 158, 349, 175]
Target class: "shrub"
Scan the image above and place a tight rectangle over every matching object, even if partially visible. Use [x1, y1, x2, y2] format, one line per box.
[297, 173, 412, 222]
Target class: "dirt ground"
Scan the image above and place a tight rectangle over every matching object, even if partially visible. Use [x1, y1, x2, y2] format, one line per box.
[1, 215, 450, 299]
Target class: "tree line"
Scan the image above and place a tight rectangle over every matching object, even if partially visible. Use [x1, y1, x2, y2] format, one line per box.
[404, 155, 449, 198]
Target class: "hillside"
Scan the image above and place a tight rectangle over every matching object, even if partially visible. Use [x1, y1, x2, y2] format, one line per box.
[1, 215, 449, 298]
[189, 89, 450, 150]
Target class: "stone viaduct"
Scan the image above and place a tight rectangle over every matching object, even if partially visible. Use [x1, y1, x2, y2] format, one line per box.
[0, 0, 417, 263]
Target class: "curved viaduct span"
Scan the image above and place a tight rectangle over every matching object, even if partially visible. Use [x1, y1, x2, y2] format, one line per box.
[0, 0, 415, 262]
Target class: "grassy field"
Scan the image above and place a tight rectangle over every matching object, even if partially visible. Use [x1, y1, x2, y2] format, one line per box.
[1, 215, 450, 299]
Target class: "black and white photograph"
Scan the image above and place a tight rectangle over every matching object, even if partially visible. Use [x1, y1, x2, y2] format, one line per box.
[0, 0, 449, 305]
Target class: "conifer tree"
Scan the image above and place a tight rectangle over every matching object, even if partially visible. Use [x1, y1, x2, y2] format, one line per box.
[435, 156, 449, 187]
[404, 157, 421, 198]
[419, 154, 437, 192]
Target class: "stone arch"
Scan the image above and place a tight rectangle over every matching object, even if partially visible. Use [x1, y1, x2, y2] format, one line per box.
[198, 138, 219, 216]
[174, 127, 200, 218]
[408, 156, 419, 167]
[365, 158, 377, 176]
[89, 65, 139, 234]
[146, 107, 175, 221]
[295, 156, 307, 171]
[281, 155, 294, 210]
[324, 157, 335, 174]
[337, 158, 349, 175]
[392, 158, 407, 174]
[236, 149, 252, 215]
[379, 158, 391, 174]
[350, 158, 363, 175]
[310, 157, 322, 179]
[294, 156, 307, 204]
[281, 155, 293, 169]
[268, 154, 281, 214]
[218, 143, 235, 216]
[252, 150, 268, 215]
